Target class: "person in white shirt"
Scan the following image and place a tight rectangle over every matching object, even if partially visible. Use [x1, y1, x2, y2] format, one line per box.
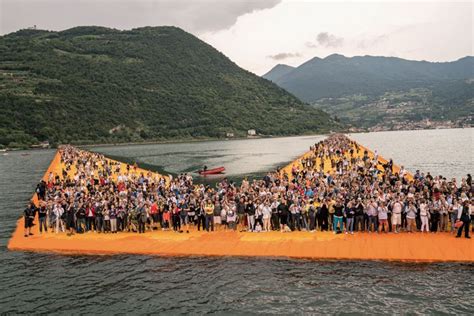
[367, 200, 378, 232]
[261, 202, 272, 232]
[377, 202, 389, 233]
[405, 201, 417, 232]
[419, 200, 430, 233]
[391, 199, 403, 233]
[53, 203, 65, 233]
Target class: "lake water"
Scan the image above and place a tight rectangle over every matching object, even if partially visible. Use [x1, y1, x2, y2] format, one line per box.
[1, 128, 473, 314]
[87, 128, 473, 183]
[348, 128, 473, 181]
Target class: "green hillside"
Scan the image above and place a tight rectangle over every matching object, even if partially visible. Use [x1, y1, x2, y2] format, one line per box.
[0, 26, 335, 148]
[263, 54, 473, 129]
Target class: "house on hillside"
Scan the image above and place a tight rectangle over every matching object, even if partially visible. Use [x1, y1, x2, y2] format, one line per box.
[247, 129, 256, 136]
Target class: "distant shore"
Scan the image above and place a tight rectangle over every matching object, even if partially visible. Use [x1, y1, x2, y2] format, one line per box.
[57, 125, 474, 150]
[3, 125, 472, 151]
[80, 132, 333, 150]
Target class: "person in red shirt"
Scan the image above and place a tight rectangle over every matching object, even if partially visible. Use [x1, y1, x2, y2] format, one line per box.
[117, 182, 125, 192]
[162, 208, 170, 230]
[85, 203, 96, 232]
[150, 201, 159, 230]
[171, 203, 181, 232]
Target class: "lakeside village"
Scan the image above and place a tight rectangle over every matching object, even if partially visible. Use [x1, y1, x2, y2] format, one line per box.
[361, 117, 473, 133]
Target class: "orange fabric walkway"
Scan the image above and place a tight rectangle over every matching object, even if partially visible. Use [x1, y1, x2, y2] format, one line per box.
[7, 140, 473, 262]
[7, 221, 473, 261]
[279, 138, 412, 181]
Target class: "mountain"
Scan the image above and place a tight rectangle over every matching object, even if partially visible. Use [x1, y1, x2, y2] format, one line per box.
[262, 64, 294, 82]
[263, 54, 474, 102]
[263, 54, 473, 130]
[0, 26, 335, 148]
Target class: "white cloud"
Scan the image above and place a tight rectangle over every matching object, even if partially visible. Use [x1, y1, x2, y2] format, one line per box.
[304, 32, 345, 49]
[1, 0, 471, 75]
[0, 0, 281, 34]
[267, 52, 302, 60]
[202, 0, 472, 74]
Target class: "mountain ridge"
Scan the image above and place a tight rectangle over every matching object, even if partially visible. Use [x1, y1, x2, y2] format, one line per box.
[262, 64, 294, 82]
[263, 54, 473, 130]
[263, 54, 474, 102]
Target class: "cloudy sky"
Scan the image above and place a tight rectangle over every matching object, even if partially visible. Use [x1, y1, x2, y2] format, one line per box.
[1, 0, 472, 75]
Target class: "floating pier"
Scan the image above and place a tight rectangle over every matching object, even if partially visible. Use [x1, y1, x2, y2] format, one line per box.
[7, 138, 473, 262]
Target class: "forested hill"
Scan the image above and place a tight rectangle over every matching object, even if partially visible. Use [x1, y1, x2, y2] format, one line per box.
[0, 26, 335, 148]
[263, 54, 474, 102]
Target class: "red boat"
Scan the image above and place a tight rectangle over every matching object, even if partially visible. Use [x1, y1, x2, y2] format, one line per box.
[198, 166, 226, 175]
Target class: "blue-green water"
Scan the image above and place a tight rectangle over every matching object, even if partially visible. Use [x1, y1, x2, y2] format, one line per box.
[1, 129, 473, 314]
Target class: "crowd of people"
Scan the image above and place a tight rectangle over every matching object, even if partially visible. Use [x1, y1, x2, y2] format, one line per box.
[23, 135, 473, 239]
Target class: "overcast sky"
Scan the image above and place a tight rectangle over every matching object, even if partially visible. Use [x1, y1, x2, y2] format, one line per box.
[1, 0, 472, 75]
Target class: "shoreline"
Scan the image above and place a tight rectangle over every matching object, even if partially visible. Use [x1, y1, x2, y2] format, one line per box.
[4, 126, 472, 152]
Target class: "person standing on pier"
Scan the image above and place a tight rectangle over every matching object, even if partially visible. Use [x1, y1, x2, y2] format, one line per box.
[85, 202, 96, 232]
[333, 200, 344, 233]
[456, 200, 471, 239]
[429, 200, 441, 233]
[261, 201, 272, 232]
[438, 197, 448, 232]
[345, 199, 355, 234]
[53, 202, 65, 233]
[367, 198, 379, 232]
[277, 199, 290, 232]
[23, 202, 36, 237]
[95, 203, 104, 233]
[171, 202, 181, 232]
[65, 202, 76, 236]
[354, 198, 365, 232]
[38, 202, 48, 234]
[318, 199, 329, 231]
[391, 198, 403, 233]
[449, 199, 461, 233]
[406, 201, 417, 232]
[271, 199, 280, 231]
[204, 199, 215, 232]
[237, 197, 247, 231]
[76, 204, 86, 233]
[377, 202, 389, 233]
[246, 200, 256, 232]
[138, 203, 148, 233]
[196, 203, 205, 231]
[308, 200, 317, 232]
[419, 200, 430, 233]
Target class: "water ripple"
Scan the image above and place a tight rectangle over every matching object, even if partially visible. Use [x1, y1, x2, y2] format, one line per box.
[1, 132, 474, 314]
